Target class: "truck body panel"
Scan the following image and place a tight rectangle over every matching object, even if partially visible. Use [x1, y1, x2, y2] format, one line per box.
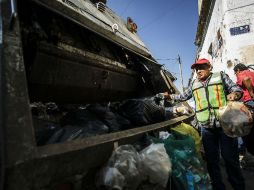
[0, 1, 194, 189]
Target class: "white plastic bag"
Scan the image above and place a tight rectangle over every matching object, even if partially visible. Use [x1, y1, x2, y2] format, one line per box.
[140, 143, 172, 187]
[98, 167, 125, 190]
[96, 145, 142, 190]
[219, 101, 253, 137]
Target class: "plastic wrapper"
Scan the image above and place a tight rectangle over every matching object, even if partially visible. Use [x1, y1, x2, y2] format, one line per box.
[97, 145, 142, 190]
[219, 101, 253, 137]
[159, 131, 171, 140]
[140, 143, 172, 187]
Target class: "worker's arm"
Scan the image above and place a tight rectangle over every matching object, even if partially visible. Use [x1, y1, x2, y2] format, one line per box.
[222, 72, 243, 101]
[164, 85, 193, 102]
[243, 77, 254, 99]
[227, 91, 242, 101]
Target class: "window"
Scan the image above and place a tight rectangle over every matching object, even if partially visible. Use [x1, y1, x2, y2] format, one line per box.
[208, 43, 213, 56]
[217, 30, 223, 49]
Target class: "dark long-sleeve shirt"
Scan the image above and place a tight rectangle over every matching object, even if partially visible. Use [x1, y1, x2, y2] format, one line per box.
[172, 72, 242, 128]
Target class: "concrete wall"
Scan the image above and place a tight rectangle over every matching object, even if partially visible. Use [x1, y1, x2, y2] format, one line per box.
[197, 0, 254, 81]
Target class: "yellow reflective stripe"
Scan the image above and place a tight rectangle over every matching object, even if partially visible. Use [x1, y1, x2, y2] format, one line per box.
[194, 90, 202, 110]
[214, 85, 219, 107]
[213, 85, 223, 107]
[217, 85, 223, 107]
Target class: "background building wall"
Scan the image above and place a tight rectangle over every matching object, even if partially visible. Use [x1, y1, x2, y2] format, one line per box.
[197, 0, 254, 81]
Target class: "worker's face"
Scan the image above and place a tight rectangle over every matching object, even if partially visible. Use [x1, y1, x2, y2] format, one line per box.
[195, 64, 211, 81]
[234, 69, 240, 76]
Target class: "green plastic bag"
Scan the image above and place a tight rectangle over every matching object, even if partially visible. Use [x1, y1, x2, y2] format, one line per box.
[152, 131, 212, 190]
[171, 122, 201, 154]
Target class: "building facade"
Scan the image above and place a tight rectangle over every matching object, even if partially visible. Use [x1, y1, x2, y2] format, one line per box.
[195, 0, 254, 81]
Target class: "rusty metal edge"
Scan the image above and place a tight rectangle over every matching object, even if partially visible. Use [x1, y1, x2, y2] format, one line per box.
[37, 115, 194, 158]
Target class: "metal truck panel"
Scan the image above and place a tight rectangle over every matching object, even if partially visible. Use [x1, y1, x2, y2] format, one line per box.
[0, 1, 194, 189]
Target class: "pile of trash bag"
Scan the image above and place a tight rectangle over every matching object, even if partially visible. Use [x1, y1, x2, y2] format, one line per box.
[96, 144, 171, 190]
[96, 126, 210, 190]
[32, 94, 192, 145]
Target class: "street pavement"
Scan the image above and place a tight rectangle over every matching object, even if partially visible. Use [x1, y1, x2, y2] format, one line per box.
[222, 153, 254, 190]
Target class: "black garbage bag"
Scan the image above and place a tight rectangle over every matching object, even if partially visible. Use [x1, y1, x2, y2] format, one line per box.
[119, 99, 166, 126]
[60, 108, 95, 126]
[47, 109, 109, 143]
[34, 118, 61, 146]
[31, 102, 62, 145]
[87, 104, 134, 131]
[87, 104, 121, 132]
[115, 112, 134, 130]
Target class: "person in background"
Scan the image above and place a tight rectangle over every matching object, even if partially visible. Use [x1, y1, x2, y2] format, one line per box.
[165, 58, 245, 190]
[234, 63, 254, 155]
[234, 63, 254, 106]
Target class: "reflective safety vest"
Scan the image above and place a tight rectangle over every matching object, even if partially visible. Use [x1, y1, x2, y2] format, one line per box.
[192, 72, 227, 124]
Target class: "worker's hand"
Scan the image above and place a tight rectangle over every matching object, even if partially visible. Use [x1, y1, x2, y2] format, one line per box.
[163, 92, 174, 100]
[163, 92, 170, 99]
[227, 92, 241, 101]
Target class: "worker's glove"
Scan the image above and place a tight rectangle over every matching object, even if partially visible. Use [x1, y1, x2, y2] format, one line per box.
[173, 105, 190, 115]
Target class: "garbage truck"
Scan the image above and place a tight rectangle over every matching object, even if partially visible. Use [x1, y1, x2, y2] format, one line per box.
[0, 0, 194, 189]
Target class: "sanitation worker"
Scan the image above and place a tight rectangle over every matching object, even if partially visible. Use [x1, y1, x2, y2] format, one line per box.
[166, 58, 245, 190]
